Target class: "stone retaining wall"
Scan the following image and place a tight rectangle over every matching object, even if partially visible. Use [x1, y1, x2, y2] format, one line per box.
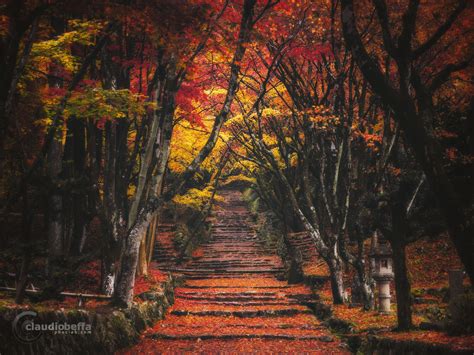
[0, 275, 182, 354]
[356, 334, 471, 355]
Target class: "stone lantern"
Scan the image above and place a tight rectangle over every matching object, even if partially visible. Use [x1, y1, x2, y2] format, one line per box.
[370, 238, 394, 314]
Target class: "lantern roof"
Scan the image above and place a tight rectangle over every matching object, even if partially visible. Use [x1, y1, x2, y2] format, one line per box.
[369, 239, 392, 257]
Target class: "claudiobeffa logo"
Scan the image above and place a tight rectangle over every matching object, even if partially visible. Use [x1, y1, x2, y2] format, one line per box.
[12, 311, 42, 343]
[12, 310, 92, 344]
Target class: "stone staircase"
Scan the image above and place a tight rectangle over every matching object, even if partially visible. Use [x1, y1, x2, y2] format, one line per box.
[122, 189, 347, 353]
[152, 223, 182, 268]
[287, 231, 330, 279]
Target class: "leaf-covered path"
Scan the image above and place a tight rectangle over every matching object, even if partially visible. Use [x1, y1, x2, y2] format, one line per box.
[122, 190, 348, 353]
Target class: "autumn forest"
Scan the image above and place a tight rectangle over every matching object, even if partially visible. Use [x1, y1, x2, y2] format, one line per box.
[0, 0, 473, 353]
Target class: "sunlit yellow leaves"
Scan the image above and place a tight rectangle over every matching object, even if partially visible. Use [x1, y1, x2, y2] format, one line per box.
[234, 159, 258, 174]
[33, 87, 151, 131]
[33, 117, 53, 127]
[262, 133, 278, 148]
[172, 186, 221, 210]
[128, 185, 136, 198]
[205, 87, 227, 97]
[222, 174, 255, 186]
[29, 20, 105, 74]
[71, 88, 149, 120]
[169, 119, 209, 173]
[271, 147, 286, 169]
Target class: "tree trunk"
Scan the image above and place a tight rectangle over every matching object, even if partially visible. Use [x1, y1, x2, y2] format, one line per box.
[353, 263, 375, 310]
[355, 239, 375, 310]
[392, 241, 412, 330]
[114, 221, 149, 307]
[101, 251, 117, 296]
[146, 216, 158, 264]
[15, 253, 31, 304]
[86, 118, 101, 217]
[62, 118, 75, 254]
[0, 3, 38, 146]
[46, 129, 64, 279]
[328, 256, 347, 304]
[15, 187, 33, 304]
[385, 178, 414, 330]
[115, 118, 130, 215]
[137, 229, 148, 276]
[100, 215, 124, 296]
[127, 105, 161, 227]
[70, 117, 87, 255]
[390, 209, 413, 330]
[340, 235, 375, 310]
[101, 120, 122, 295]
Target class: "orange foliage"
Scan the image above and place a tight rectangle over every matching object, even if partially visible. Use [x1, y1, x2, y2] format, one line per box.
[407, 235, 467, 289]
[134, 266, 168, 296]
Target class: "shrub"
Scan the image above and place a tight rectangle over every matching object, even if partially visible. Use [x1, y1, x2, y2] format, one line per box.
[172, 224, 189, 251]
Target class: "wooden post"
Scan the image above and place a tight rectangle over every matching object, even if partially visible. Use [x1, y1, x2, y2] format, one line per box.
[146, 216, 158, 264]
[449, 269, 464, 315]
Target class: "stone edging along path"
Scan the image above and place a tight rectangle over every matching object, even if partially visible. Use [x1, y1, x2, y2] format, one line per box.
[0, 274, 182, 354]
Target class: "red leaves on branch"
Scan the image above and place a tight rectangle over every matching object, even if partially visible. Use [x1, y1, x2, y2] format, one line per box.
[176, 82, 208, 127]
[287, 44, 332, 61]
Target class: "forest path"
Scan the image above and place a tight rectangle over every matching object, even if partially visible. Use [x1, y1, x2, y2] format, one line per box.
[121, 190, 347, 353]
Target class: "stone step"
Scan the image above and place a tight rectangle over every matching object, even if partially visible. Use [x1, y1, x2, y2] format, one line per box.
[171, 308, 312, 317]
[183, 274, 283, 279]
[175, 291, 311, 298]
[177, 293, 278, 299]
[158, 313, 320, 327]
[173, 300, 315, 307]
[188, 261, 278, 266]
[179, 285, 304, 290]
[156, 323, 324, 331]
[162, 269, 284, 275]
[147, 331, 332, 341]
